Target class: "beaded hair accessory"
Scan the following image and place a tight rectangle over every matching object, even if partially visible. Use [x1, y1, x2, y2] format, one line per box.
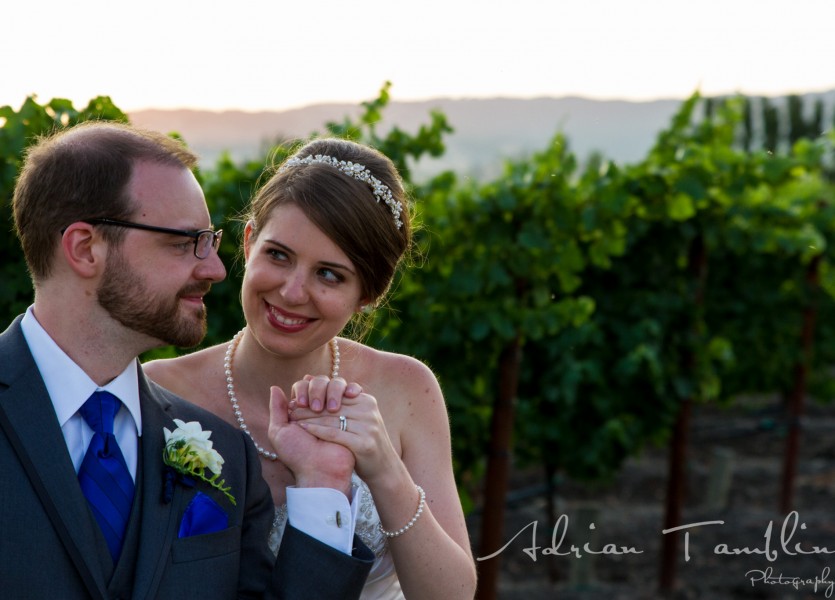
[280, 154, 404, 229]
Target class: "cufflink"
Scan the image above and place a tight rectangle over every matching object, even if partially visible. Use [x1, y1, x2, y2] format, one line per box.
[326, 511, 343, 528]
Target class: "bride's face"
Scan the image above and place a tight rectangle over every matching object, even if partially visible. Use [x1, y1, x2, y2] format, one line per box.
[242, 203, 364, 356]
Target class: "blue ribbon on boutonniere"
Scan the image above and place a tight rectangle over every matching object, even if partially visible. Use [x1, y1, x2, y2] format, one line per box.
[178, 491, 228, 538]
[161, 466, 195, 504]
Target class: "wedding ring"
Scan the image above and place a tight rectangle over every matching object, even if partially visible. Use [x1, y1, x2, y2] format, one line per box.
[339, 415, 348, 432]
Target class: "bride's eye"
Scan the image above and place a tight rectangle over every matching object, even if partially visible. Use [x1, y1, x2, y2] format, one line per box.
[267, 248, 288, 261]
[319, 268, 344, 284]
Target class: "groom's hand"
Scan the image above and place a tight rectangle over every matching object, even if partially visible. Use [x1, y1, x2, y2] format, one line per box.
[268, 386, 354, 497]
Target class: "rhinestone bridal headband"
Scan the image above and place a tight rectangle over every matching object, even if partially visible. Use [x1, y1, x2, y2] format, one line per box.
[280, 154, 404, 229]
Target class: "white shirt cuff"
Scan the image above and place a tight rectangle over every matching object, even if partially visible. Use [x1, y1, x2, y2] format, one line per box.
[285, 485, 360, 554]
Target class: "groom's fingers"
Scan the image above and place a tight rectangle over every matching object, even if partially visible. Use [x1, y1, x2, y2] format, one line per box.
[293, 378, 365, 414]
[307, 375, 331, 412]
[269, 385, 289, 430]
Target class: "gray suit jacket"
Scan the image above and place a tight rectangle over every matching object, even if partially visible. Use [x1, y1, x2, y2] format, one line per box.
[0, 316, 373, 599]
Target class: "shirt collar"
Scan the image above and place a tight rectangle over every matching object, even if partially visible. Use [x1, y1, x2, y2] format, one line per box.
[20, 306, 143, 435]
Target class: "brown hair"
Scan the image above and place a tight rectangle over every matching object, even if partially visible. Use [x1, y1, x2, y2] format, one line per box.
[12, 121, 198, 282]
[245, 138, 412, 308]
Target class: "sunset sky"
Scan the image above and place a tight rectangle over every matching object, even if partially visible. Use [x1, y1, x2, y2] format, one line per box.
[4, 0, 834, 113]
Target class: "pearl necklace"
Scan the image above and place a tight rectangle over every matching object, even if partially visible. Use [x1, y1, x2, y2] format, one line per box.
[224, 328, 340, 461]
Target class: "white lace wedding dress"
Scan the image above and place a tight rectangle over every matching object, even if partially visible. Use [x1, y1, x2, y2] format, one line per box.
[269, 473, 404, 599]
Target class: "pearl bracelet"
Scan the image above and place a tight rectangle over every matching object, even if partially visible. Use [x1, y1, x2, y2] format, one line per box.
[379, 484, 425, 538]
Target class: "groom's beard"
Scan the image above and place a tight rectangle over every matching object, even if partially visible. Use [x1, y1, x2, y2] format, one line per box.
[96, 247, 209, 348]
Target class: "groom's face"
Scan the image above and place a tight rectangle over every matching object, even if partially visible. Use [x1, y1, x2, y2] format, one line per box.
[95, 161, 226, 348]
[96, 244, 212, 348]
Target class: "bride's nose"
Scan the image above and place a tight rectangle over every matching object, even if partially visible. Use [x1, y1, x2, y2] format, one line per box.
[280, 270, 309, 305]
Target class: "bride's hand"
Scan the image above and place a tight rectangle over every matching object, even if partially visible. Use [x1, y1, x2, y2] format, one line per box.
[290, 385, 399, 484]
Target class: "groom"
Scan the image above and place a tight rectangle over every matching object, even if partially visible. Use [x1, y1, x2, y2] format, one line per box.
[0, 121, 372, 599]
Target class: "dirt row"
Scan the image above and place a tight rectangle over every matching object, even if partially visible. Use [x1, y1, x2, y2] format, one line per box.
[466, 397, 835, 599]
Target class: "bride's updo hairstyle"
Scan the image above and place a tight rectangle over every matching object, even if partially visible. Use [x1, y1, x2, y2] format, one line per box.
[245, 138, 412, 309]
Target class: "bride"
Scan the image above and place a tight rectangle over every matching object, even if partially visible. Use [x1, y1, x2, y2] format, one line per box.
[145, 138, 477, 599]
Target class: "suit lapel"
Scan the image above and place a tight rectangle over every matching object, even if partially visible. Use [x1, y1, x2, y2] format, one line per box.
[130, 371, 187, 600]
[0, 319, 109, 598]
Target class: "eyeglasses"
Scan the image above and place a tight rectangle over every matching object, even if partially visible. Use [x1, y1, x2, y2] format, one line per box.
[83, 218, 223, 259]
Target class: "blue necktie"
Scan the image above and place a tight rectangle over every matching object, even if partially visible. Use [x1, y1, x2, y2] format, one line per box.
[77, 391, 135, 563]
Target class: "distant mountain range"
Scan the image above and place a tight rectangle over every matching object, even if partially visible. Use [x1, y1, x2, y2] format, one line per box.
[129, 90, 835, 182]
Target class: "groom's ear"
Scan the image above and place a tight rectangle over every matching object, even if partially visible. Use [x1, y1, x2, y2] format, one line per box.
[60, 222, 107, 279]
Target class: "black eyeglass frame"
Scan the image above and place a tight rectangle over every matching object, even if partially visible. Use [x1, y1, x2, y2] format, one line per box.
[83, 218, 223, 259]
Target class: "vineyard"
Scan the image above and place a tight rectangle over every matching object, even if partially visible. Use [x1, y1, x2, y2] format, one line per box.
[2, 86, 835, 598]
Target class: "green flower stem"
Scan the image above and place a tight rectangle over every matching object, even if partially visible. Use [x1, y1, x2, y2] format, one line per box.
[163, 442, 236, 506]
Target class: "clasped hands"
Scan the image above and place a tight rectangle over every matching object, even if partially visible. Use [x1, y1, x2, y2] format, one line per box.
[268, 376, 394, 498]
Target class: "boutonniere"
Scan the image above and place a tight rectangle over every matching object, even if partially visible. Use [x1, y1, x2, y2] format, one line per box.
[162, 419, 236, 505]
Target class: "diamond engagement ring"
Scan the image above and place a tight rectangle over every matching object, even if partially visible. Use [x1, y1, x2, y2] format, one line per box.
[339, 415, 348, 432]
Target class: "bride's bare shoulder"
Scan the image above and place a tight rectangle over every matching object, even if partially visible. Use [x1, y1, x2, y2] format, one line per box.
[348, 341, 442, 399]
[143, 345, 223, 397]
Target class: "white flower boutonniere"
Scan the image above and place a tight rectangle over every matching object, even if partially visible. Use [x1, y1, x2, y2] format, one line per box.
[163, 419, 236, 505]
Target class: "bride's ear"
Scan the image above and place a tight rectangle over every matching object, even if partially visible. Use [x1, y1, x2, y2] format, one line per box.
[243, 221, 255, 261]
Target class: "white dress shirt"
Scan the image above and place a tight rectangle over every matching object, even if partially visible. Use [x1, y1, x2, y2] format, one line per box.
[21, 306, 141, 480]
[20, 306, 358, 554]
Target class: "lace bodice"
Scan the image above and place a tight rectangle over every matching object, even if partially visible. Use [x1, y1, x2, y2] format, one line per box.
[269, 473, 403, 599]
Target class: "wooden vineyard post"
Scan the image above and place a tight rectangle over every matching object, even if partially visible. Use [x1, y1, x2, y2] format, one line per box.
[659, 233, 707, 595]
[476, 336, 522, 600]
[779, 254, 821, 513]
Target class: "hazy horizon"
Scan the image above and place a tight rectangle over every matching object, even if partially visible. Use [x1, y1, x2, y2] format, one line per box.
[111, 83, 835, 116]
[4, 0, 834, 114]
